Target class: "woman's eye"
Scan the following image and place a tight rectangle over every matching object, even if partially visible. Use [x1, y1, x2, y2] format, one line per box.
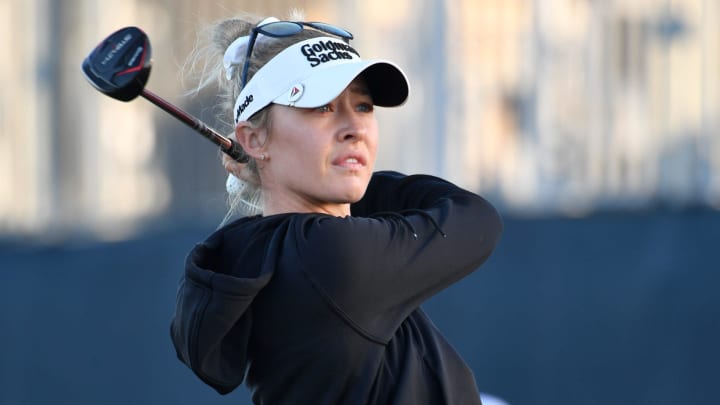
[357, 103, 374, 113]
[316, 105, 332, 113]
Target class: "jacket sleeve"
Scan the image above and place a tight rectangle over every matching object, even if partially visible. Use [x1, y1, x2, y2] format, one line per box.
[300, 171, 503, 341]
[170, 243, 272, 394]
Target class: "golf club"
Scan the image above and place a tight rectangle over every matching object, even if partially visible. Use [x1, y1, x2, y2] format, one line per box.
[81, 26, 247, 162]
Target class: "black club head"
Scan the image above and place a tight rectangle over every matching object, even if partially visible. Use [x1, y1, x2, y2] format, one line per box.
[81, 26, 152, 102]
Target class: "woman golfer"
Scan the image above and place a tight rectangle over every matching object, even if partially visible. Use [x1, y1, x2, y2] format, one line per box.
[171, 11, 503, 405]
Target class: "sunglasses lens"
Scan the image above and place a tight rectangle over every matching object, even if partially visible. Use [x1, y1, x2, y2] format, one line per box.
[306, 22, 354, 39]
[242, 20, 353, 88]
[259, 21, 304, 37]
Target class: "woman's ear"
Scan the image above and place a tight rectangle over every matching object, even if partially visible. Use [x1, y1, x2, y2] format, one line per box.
[235, 121, 268, 161]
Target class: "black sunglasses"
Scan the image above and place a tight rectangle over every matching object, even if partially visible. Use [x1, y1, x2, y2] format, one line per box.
[240, 21, 354, 88]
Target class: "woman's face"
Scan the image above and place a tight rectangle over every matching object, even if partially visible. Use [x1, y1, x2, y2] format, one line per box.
[260, 77, 379, 216]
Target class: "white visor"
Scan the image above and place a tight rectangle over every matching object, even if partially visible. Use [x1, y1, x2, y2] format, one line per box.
[233, 36, 409, 123]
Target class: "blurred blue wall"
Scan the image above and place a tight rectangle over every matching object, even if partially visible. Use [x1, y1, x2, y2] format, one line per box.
[2, 210, 718, 405]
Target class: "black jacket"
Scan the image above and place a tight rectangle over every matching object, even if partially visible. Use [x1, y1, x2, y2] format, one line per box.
[171, 171, 503, 404]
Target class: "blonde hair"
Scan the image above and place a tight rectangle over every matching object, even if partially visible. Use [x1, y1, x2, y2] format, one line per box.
[184, 10, 331, 224]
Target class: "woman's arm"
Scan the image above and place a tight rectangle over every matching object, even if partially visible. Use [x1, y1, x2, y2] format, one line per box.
[302, 171, 504, 341]
[351, 171, 458, 215]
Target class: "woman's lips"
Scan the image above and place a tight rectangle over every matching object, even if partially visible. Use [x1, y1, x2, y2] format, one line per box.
[332, 153, 366, 169]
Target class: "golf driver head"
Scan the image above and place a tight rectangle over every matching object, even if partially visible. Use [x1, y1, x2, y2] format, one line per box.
[82, 26, 152, 102]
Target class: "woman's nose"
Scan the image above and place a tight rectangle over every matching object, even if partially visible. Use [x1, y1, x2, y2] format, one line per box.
[337, 110, 368, 142]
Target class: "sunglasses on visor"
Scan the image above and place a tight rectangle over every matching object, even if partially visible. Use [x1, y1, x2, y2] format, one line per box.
[241, 21, 354, 88]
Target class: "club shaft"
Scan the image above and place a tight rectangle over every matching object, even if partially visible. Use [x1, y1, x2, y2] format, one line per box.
[140, 89, 244, 160]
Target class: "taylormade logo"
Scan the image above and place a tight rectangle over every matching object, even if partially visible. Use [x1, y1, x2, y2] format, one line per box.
[301, 40, 359, 67]
[102, 33, 133, 66]
[236, 94, 254, 119]
[127, 46, 144, 67]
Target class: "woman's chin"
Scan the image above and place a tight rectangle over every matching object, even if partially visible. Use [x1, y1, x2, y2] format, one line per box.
[332, 185, 369, 204]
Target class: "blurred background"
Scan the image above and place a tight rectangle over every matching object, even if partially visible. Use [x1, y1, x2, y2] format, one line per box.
[1, 0, 718, 404]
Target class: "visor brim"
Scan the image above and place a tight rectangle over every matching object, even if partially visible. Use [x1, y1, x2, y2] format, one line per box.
[272, 59, 409, 109]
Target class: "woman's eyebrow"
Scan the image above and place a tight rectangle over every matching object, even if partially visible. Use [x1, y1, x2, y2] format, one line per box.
[348, 83, 371, 95]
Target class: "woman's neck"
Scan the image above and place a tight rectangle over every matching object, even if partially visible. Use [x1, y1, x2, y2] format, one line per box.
[262, 191, 351, 217]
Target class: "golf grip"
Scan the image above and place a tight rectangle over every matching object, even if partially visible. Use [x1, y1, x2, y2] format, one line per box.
[141, 89, 248, 163]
